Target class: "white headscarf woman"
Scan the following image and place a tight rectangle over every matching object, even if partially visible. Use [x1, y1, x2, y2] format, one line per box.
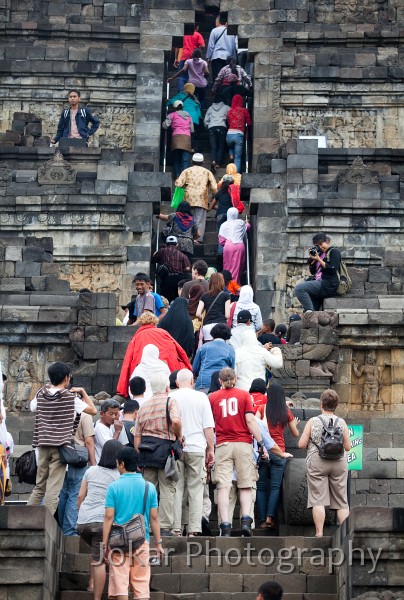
[218, 207, 250, 284]
[130, 344, 170, 402]
[232, 285, 263, 332]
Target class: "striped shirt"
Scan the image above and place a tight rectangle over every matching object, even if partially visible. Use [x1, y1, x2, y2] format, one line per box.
[31, 384, 85, 447]
[134, 393, 180, 448]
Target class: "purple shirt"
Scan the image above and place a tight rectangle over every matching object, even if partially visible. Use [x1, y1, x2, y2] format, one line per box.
[315, 252, 326, 280]
[186, 58, 208, 88]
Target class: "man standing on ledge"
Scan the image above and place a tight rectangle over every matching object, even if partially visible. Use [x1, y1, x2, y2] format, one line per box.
[51, 89, 100, 146]
[175, 153, 217, 243]
[294, 232, 341, 313]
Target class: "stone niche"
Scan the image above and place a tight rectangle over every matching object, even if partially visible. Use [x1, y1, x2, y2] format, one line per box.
[339, 348, 404, 416]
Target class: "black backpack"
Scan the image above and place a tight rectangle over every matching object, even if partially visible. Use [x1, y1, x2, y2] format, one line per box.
[15, 449, 37, 484]
[313, 416, 345, 460]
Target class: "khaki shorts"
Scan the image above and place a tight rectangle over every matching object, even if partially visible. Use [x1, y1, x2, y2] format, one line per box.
[215, 442, 257, 489]
[108, 541, 150, 599]
[306, 452, 349, 510]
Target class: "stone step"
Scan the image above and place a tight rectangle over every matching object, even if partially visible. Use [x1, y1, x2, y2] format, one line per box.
[58, 593, 337, 600]
[63, 535, 334, 557]
[60, 571, 337, 595]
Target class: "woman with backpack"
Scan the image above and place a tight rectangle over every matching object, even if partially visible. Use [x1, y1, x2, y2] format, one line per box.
[256, 383, 299, 529]
[298, 389, 351, 537]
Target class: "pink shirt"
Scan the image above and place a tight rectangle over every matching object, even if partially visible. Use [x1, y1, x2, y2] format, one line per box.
[69, 109, 81, 139]
[169, 112, 192, 137]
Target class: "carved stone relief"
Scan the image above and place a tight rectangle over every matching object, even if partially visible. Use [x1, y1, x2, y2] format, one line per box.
[314, 0, 390, 24]
[351, 349, 392, 412]
[38, 150, 76, 185]
[59, 262, 123, 293]
[337, 157, 379, 186]
[281, 109, 378, 148]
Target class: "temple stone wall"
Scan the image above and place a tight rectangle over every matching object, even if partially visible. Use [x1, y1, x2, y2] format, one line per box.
[0, 0, 147, 149]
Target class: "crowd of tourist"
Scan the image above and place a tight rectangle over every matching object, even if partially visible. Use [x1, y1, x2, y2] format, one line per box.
[1, 14, 351, 600]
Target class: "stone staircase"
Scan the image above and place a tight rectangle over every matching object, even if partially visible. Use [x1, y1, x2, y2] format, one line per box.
[57, 535, 338, 600]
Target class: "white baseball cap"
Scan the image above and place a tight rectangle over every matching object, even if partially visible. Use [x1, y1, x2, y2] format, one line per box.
[192, 153, 204, 163]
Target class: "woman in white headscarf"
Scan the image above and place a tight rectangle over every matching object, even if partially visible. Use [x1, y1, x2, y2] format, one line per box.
[231, 285, 263, 332]
[218, 207, 250, 284]
[130, 344, 170, 402]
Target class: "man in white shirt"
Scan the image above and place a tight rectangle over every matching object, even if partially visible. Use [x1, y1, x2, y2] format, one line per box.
[170, 369, 215, 536]
[94, 399, 126, 463]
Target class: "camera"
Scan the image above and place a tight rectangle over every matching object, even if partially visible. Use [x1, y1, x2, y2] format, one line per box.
[309, 245, 321, 257]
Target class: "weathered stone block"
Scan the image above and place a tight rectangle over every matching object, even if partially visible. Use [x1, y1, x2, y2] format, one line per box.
[83, 342, 114, 360]
[97, 164, 128, 181]
[15, 262, 41, 277]
[5, 246, 22, 261]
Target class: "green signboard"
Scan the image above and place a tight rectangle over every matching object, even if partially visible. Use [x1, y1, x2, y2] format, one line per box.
[347, 424, 363, 471]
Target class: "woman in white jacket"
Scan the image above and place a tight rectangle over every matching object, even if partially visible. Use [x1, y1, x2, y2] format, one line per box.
[234, 329, 283, 391]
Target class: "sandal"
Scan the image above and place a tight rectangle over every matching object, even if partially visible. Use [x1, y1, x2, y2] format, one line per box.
[265, 518, 276, 529]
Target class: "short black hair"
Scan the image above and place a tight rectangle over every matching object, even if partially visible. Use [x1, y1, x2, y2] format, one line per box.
[133, 272, 151, 283]
[129, 376, 146, 396]
[249, 378, 267, 394]
[123, 399, 139, 415]
[263, 319, 275, 332]
[169, 370, 179, 390]
[98, 439, 123, 469]
[275, 324, 287, 337]
[312, 232, 328, 245]
[221, 270, 232, 284]
[211, 323, 232, 341]
[100, 399, 121, 413]
[192, 48, 202, 59]
[48, 362, 71, 385]
[178, 279, 188, 290]
[68, 89, 81, 96]
[117, 447, 139, 472]
[192, 260, 208, 277]
[258, 581, 283, 600]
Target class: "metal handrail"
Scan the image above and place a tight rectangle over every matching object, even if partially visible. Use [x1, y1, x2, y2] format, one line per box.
[245, 215, 250, 285]
[163, 59, 170, 173]
[154, 216, 160, 290]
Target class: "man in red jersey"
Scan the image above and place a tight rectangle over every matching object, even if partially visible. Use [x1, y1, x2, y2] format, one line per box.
[209, 367, 268, 537]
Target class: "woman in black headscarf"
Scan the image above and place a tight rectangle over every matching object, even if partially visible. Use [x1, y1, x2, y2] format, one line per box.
[157, 297, 195, 358]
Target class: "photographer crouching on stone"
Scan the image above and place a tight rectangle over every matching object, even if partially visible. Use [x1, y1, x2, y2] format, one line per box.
[294, 232, 341, 313]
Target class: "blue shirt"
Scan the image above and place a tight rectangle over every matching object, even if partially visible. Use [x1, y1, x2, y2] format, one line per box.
[105, 473, 158, 542]
[192, 339, 235, 389]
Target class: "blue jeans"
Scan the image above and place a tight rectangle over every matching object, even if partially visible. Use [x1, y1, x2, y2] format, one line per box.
[57, 465, 87, 536]
[226, 133, 244, 173]
[176, 60, 188, 91]
[172, 149, 190, 179]
[256, 453, 286, 522]
[294, 279, 324, 312]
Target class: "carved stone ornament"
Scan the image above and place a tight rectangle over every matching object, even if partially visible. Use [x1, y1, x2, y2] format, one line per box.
[38, 150, 76, 185]
[337, 157, 379, 185]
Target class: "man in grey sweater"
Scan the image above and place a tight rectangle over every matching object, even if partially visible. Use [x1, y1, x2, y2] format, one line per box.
[204, 96, 230, 171]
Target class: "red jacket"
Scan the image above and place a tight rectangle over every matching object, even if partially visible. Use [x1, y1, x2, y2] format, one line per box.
[117, 324, 192, 396]
[227, 94, 251, 133]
